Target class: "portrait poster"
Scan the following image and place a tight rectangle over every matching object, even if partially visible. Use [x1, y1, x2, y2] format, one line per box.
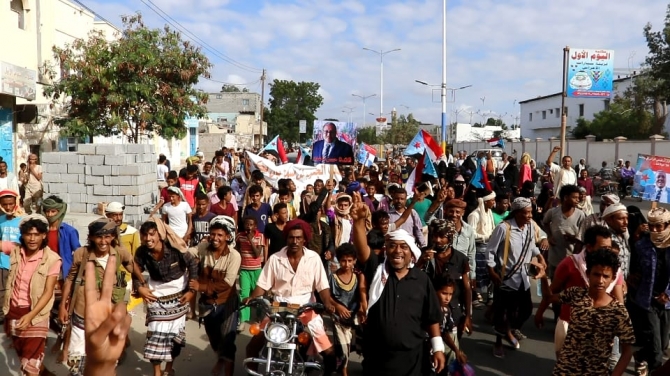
[632, 153, 670, 203]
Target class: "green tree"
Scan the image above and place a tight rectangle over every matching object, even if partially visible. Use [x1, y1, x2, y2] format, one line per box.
[357, 126, 378, 145]
[643, 7, 670, 133]
[380, 113, 420, 144]
[221, 84, 249, 92]
[570, 95, 654, 140]
[265, 79, 323, 142]
[43, 13, 211, 143]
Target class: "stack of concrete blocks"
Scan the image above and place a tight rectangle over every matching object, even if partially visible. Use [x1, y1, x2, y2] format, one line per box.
[41, 144, 157, 226]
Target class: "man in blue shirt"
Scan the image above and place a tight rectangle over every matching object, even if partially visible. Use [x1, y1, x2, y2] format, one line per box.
[0, 189, 23, 323]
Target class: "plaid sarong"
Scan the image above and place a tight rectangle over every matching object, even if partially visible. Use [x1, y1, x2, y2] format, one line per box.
[144, 275, 188, 361]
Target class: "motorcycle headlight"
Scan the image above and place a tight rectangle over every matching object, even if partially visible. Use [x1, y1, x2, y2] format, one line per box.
[265, 323, 291, 344]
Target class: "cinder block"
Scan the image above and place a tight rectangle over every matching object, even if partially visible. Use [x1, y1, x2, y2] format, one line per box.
[67, 183, 86, 194]
[119, 185, 141, 195]
[135, 153, 153, 163]
[104, 155, 133, 166]
[125, 144, 151, 154]
[69, 203, 88, 213]
[118, 165, 141, 176]
[41, 152, 62, 164]
[96, 144, 124, 155]
[110, 166, 120, 176]
[85, 175, 104, 185]
[77, 144, 97, 155]
[67, 164, 85, 174]
[48, 183, 69, 194]
[90, 166, 112, 176]
[86, 186, 94, 195]
[84, 155, 105, 165]
[122, 205, 144, 215]
[59, 174, 80, 183]
[59, 153, 80, 165]
[42, 173, 61, 183]
[78, 155, 86, 164]
[78, 174, 86, 184]
[93, 185, 114, 195]
[44, 164, 67, 173]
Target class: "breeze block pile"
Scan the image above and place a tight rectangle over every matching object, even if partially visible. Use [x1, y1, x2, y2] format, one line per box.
[42, 143, 156, 226]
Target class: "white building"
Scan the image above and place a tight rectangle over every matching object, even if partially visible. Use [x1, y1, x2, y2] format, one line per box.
[518, 76, 635, 140]
[451, 123, 521, 143]
[0, 0, 121, 171]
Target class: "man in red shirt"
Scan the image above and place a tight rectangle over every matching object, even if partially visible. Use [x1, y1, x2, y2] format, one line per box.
[179, 165, 204, 208]
[535, 225, 624, 359]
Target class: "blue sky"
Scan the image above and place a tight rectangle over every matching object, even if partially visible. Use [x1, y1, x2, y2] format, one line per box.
[86, 0, 669, 127]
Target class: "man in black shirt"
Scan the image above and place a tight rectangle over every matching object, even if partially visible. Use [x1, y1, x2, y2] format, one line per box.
[351, 193, 445, 375]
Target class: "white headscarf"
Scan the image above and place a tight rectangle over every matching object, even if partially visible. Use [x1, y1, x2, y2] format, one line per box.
[367, 229, 421, 313]
[472, 194, 495, 239]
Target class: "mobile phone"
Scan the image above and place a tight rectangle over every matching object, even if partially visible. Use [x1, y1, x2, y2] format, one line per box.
[525, 263, 540, 278]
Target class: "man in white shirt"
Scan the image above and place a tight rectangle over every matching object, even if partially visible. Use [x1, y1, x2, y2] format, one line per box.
[157, 155, 169, 191]
[546, 146, 577, 195]
[0, 161, 19, 193]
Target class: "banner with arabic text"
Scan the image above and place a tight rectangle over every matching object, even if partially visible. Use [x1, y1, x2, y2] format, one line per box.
[246, 151, 342, 194]
[632, 153, 670, 203]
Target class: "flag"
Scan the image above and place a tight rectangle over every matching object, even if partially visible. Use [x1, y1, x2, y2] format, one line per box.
[470, 156, 492, 191]
[406, 150, 439, 196]
[261, 135, 288, 163]
[296, 146, 311, 165]
[357, 142, 377, 167]
[404, 129, 444, 161]
[488, 137, 505, 149]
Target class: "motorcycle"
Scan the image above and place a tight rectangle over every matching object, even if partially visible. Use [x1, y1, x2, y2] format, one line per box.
[241, 297, 325, 376]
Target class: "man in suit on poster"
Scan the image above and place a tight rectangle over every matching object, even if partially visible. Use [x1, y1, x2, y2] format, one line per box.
[643, 170, 670, 203]
[312, 122, 354, 165]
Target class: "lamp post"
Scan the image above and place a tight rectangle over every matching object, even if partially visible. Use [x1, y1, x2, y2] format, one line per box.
[342, 108, 355, 124]
[352, 93, 376, 128]
[362, 47, 401, 129]
[415, 80, 471, 144]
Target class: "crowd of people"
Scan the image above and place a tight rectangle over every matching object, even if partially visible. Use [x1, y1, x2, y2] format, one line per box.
[1, 143, 670, 376]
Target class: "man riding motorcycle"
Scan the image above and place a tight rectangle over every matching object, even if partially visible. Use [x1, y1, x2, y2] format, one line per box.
[243, 219, 338, 374]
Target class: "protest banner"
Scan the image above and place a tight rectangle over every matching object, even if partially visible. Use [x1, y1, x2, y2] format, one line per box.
[632, 153, 670, 203]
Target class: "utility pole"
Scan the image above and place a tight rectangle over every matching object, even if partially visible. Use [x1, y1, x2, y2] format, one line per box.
[259, 68, 267, 148]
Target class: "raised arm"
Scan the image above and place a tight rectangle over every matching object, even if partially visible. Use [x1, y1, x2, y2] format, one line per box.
[546, 146, 560, 167]
[351, 192, 372, 264]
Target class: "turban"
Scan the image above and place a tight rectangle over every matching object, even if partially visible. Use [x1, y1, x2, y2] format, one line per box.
[510, 197, 532, 211]
[387, 229, 422, 264]
[346, 181, 366, 196]
[0, 189, 21, 216]
[482, 191, 496, 201]
[428, 219, 457, 245]
[648, 207, 670, 225]
[0, 189, 18, 198]
[167, 186, 187, 202]
[88, 218, 118, 236]
[283, 219, 312, 242]
[106, 202, 125, 213]
[601, 194, 620, 206]
[42, 196, 67, 224]
[19, 214, 49, 228]
[602, 204, 627, 219]
[445, 199, 467, 209]
[210, 215, 236, 244]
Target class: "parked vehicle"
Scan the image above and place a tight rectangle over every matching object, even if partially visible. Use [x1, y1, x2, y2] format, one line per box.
[241, 297, 325, 376]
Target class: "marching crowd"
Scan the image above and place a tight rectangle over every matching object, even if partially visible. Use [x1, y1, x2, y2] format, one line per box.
[1, 141, 670, 376]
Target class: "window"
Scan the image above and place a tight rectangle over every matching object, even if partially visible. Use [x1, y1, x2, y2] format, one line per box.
[549, 109, 553, 114]
[242, 99, 250, 106]
[10, 0, 25, 30]
[604, 99, 611, 111]
[529, 113, 533, 122]
[579, 104, 585, 117]
[555, 108, 560, 117]
[216, 94, 222, 99]
[542, 110, 546, 119]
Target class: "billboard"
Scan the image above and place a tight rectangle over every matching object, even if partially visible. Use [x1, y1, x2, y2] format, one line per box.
[632, 154, 670, 203]
[311, 121, 356, 165]
[566, 49, 614, 98]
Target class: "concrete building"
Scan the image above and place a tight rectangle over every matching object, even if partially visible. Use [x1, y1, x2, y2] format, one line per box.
[204, 92, 267, 147]
[451, 123, 522, 143]
[518, 76, 635, 140]
[0, 0, 120, 172]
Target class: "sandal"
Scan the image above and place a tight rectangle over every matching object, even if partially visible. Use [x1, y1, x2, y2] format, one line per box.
[493, 345, 505, 358]
[635, 360, 648, 376]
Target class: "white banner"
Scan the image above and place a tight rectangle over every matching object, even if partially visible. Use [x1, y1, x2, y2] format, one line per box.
[245, 151, 342, 193]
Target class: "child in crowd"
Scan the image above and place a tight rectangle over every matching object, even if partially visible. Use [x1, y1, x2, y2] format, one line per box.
[235, 216, 266, 329]
[162, 186, 193, 241]
[160, 170, 179, 203]
[330, 244, 362, 376]
[191, 192, 216, 246]
[435, 276, 468, 373]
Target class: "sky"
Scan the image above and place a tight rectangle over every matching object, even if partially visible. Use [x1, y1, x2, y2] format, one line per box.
[84, 0, 670, 128]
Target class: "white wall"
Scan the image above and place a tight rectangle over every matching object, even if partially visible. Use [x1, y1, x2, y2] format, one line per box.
[519, 78, 634, 140]
[453, 123, 521, 142]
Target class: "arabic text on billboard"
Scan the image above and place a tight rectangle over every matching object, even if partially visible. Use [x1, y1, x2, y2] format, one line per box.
[0, 62, 36, 100]
[566, 49, 614, 99]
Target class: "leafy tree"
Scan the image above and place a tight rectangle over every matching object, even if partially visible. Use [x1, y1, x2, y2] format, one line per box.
[357, 126, 378, 145]
[570, 95, 654, 140]
[643, 7, 670, 133]
[265, 79, 323, 142]
[43, 13, 211, 143]
[380, 113, 420, 144]
[221, 84, 249, 92]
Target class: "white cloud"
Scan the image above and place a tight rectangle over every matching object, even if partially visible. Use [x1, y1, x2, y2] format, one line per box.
[88, 0, 669, 128]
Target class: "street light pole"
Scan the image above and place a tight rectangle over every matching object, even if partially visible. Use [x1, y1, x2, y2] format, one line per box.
[363, 47, 401, 132]
[441, 0, 448, 153]
[352, 93, 376, 128]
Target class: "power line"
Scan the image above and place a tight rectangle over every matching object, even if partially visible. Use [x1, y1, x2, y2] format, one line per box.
[203, 78, 260, 86]
[71, 0, 117, 29]
[139, 0, 262, 73]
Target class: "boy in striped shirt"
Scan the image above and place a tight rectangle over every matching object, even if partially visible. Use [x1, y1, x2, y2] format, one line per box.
[236, 216, 266, 326]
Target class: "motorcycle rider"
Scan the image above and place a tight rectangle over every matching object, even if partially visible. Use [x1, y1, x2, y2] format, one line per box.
[243, 219, 338, 374]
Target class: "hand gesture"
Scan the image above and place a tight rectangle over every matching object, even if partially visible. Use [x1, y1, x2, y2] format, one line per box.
[437, 187, 448, 202]
[350, 192, 370, 221]
[84, 255, 132, 367]
[552, 146, 561, 153]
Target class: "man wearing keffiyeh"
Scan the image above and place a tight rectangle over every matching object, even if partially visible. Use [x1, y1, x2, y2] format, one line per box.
[348, 190, 446, 376]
